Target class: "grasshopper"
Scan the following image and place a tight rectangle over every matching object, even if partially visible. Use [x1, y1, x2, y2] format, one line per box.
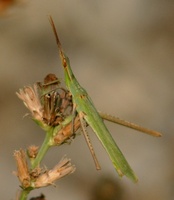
[49, 16, 161, 182]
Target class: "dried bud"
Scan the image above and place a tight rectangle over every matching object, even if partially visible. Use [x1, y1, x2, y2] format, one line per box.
[14, 149, 31, 188]
[54, 115, 81, 145]
[34, 157, 75, 188]
[27, 145, 39, 159]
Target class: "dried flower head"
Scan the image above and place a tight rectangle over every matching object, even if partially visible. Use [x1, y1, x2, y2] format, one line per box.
[17, 74, 73, 129]
[14, 149, 75, 189]
[38, 74, 73, 126]
[16, 85, 43, 122]
[14, 149, 31, 188]
[34, 157, 75, 188]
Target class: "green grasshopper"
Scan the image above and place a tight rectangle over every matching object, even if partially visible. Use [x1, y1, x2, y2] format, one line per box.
[49, 16, 161, 182]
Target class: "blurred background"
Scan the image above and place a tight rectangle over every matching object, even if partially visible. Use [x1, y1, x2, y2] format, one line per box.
[0, 0, 174, 199]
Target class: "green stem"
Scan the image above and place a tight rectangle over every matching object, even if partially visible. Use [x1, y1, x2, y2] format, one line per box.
[31, 128, 54, 169]
[19, 189, 32, 200]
